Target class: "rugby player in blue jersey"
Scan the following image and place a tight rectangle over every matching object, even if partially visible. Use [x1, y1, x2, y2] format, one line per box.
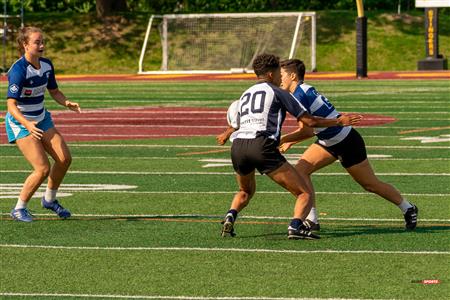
[220, 54, 361, 239]
[278, 59, 418, 231]
[5, 27, 80, 222]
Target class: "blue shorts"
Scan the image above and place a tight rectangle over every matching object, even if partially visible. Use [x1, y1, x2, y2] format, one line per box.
[4, 110, 54, 143]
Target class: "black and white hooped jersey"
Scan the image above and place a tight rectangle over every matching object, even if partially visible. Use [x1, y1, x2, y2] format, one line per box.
[293, 83, 351, 147]
[7, 56, 58, 122]
[230, 82, 306, 142]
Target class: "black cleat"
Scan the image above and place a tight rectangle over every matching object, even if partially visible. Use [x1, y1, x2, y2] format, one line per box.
[404, 205, 418, 230]
[304, 219, 320, 231]
[221, 214, 236, 237]
[288, 225, 320, 240]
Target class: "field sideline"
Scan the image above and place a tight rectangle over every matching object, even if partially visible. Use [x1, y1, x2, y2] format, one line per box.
[0, 77, 449, 299]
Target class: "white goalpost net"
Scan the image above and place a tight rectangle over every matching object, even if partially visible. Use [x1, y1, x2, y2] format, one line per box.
[138, 12, 316, 74]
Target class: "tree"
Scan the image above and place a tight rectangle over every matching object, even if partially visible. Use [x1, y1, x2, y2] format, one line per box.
[96, 0, 128, 18]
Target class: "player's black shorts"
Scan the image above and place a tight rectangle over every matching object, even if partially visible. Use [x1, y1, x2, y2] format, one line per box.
[315, 128, 367, 168]
[231, 136, 286, 175]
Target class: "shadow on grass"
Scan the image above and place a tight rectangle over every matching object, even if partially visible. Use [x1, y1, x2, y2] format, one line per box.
[236, 224, 450, 239]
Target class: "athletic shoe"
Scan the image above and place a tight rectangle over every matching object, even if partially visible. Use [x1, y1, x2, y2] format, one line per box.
[10, 208, 33, 222]
[404, 204, 418, 230]
[304, 219, 321, 231]
[41, 197, 71, 219]
[288, 225, 320, 240]
[221, 213, 236, 237]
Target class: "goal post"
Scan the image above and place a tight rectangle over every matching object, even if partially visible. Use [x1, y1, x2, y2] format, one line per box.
[138, 12, 316, 74]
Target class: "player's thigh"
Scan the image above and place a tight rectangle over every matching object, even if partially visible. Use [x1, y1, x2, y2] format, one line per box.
[296, 143, 336, 175]
[236, 171, 256, 195]
[15, 135, 50, 170]
[41, 127, 71, 163]
[267, 162, 309, 196]
[345, 159, 379, 186]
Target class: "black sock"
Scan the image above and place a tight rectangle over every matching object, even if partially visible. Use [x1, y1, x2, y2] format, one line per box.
[289, 218, 303, 229]
[227, 209, 238, 221]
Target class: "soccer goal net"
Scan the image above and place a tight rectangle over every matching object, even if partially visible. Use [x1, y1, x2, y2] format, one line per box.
[138, 12, 316, 74]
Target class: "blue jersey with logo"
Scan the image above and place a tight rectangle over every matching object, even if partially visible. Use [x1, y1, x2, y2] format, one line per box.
[293, 82, 351, 146]
[7, 56, 58, 123]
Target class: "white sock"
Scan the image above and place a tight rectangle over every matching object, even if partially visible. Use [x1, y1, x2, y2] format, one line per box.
[397, 199, 413, 214]
[44, 188, 58, 203]
[15, 198, 27, 210]
[306, 207, 318, 223]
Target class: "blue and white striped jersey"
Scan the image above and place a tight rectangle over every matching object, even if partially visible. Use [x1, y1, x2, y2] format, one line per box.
[230, 82, 306, 142]
[7, 56, 58, 123]
[293, 83, 351, 146]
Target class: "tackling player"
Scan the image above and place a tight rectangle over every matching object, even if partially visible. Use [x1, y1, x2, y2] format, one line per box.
[278, 58, 418, 231]
[220, 53, 361, 239]
[5, 27, 81, 222]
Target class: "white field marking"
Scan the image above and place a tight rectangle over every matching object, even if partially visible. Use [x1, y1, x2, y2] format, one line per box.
[2, 156, 450, 162]
[2, 144, 449, 150]
[1, 190, 443, 197]
[201, 155, 394, 168]
[0, 156, 193, 160]
[56, 124, 225, 128]
[2, 156, 449, 161]
[1, 170, 450, 176]
[0, 212, 448, 223]
[0, 244, 449, 255]
[0, 143, 446, 149]
[0, 184, 137, 199]
[0, 184, 137, 190]
[0, 193, 73, 199]
[0, 293, 397, 300]
[401, 135, 450, 144]
[50, 116, 450, 121]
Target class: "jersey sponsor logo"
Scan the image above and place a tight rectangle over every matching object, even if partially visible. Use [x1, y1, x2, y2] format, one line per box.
[20, 84, 47, 98]
[9, 84, 19, 94]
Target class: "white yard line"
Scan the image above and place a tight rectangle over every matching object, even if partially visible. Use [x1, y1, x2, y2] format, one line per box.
[0, 244, 448, 255]
[1, 156, 449, 161]
[1, 170, 449, 176]
[0, 292, 396, 300]
[0, 212, 448, 223]
[1, 143, 449, 149]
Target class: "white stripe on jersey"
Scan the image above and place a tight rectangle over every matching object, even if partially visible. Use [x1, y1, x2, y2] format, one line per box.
[26, 62, 52, 79]
[268, 108, 283, 140]
[318, 126, 352, 147]
[20, 83, 47, 98]
[17, 102, 44, 112]
[309, 95, 324, 114]
[24, 110, 46, 123]
[314, 109, 340, 134]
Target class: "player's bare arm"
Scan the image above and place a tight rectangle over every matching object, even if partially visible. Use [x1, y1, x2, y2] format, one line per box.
[48, 88, 81, 113]
[279, 124, 315, 153]
[216, 126, 236, 145]
[300, 112, 362, 127]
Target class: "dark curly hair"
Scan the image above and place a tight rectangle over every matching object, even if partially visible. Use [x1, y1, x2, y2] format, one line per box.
[280, 59, 306, 81]
[252, 53, 280, 77]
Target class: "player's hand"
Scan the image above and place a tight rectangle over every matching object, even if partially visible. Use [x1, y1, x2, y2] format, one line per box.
[25, 121, 44, 140]
[216, 132, 229, 145]
[66, 101, 81, 113]
[279, 142, 295, 153]
[338, 114, 362, 126]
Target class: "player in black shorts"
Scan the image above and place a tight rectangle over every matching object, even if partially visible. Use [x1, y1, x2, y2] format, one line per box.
[220, 54, 361, 239]
[278, 58, 418, 231]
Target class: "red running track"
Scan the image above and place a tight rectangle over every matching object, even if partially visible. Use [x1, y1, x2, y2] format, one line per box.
[1, 107, 396, 143]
